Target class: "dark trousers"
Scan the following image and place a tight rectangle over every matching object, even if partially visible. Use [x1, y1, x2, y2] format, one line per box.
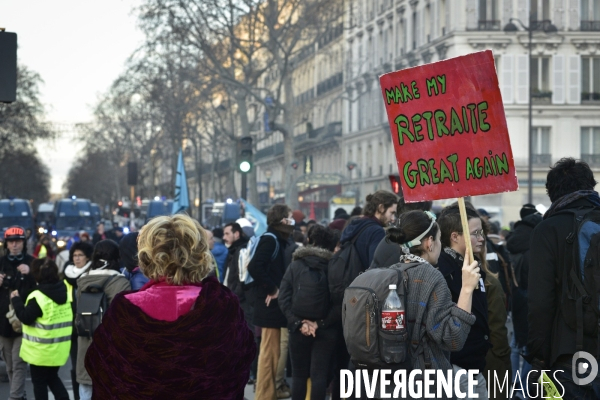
[240, 299, 258, 379]
[29, 364, 69, 400]
[330, 328, 351, 400]
[70, 334, 80, 400]
[289, 327, 337, 400]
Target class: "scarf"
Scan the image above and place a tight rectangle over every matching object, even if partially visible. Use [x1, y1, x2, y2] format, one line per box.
[544, 190, 600, 219]
[272, 224, 294, 240]
[85, 277, 255, 400]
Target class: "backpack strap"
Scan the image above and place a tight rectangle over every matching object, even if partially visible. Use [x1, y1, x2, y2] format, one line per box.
[101, 274, 118, 289]
[262, 232, 280, 260]
[559, 207, 600, 354]
[396, 262, 432, 368]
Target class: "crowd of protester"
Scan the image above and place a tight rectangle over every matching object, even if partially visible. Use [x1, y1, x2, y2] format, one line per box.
[0, 157, 599, 399]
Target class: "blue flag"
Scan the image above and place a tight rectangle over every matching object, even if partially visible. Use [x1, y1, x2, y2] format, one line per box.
[172, 149, 190, 214]
[240, 198, 267, 236]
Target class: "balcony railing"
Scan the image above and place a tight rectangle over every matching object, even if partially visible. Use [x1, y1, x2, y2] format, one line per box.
[581, 20, 600, 31]
[582, 92, 600, 102]
[582, 154, 600, 165]
[478, 20, 501, 30]
[532, 90, 552, 103]
[316, 72, 343, 96]
[532, 153, 552, 166]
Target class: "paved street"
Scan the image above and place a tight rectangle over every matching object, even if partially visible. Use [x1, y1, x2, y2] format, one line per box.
[0, 361, 73, 399]
[0, 359, 259, 399]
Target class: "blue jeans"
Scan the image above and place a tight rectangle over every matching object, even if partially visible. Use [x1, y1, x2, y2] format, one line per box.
[511, 336, 532, 384]
[79, 383, 93, 400]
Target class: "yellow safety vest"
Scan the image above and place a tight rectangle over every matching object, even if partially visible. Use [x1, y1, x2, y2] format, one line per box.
[20, 280, 73, 366]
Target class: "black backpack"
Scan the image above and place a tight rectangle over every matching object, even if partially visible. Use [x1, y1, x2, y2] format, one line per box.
[291, 264, 329, 320]
[555, 207, 600, 356]
[328, 225, 371, 306]
[75, 275, 117, 338]
[511, 251, 529, 290]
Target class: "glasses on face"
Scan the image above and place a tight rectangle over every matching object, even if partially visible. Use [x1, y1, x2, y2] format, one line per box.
[470, 230, 485, 239]
[73, 254, 86, 258]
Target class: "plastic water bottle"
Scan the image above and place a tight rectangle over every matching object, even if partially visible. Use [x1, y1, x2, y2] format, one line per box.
[381, 284, 405, 331]
[380, 284, 407, 364]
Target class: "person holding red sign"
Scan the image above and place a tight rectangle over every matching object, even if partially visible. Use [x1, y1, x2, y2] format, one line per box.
[437, 204, 490, 399]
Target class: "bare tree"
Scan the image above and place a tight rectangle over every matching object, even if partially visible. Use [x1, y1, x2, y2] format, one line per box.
[0, 148, 50, 206]
[0, 65, 54, 158]
[137, 0, 340, 208]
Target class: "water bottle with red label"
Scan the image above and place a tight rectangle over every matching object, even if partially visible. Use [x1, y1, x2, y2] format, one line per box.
[381, 284, 405, 331]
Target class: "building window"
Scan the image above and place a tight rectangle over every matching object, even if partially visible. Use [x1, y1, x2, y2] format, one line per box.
[379, 30, 384, 66]
[582, 57, 600, 101]
[581, 127, 600, 165]
[387, 26, 393, 62]
[531, 127, 551, 165]
[531, 57, 552, 100]
[397, 18, 404, 56]
[440, 0, 447, 35]
[412, 11, 417, 50]
[478, 0, 500, 30]
[425, 5, 431, 43]
[531, 0, 550, 21]
[582, 0, 600, 31]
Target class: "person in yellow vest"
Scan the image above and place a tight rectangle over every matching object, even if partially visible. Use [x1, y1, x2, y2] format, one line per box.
[10, 258, 72, 400]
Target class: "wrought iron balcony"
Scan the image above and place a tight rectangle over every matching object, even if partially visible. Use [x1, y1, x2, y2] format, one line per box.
[478, 20, 501, 30]
[532, 153, 552, 166]
[582, 92, 600, 102]
[581, 154, 600, 166]
[581, 21, 600, 31]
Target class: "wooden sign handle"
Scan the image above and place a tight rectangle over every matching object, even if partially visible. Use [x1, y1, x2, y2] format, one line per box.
[458, 197, 475, 265]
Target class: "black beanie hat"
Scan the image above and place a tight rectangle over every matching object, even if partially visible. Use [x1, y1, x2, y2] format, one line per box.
[520, 203, 538, 219]
[119, 232, 139, 273]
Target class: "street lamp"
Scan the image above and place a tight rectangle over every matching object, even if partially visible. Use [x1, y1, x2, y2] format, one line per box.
[504, 16, 557, 204]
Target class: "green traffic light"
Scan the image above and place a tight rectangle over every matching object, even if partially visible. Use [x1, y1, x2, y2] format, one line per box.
[240, 161, 251, 173]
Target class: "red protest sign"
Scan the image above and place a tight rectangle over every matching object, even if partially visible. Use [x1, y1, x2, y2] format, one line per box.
[379, 50, 518, 202]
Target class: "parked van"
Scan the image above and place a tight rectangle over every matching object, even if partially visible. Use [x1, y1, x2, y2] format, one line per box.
[90, 203, 102, 225]
[54, 198, 95, 247]
[35, 202, 55, 232]
[0, 198, 34, 237]
[145, 199, 173, 223]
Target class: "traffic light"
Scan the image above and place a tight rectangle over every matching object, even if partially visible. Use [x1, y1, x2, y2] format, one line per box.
[389, 174, 402, 195]
[127, 162, 137, 186]
[0, 31, 17, 103]
[238, 136, 253, 173]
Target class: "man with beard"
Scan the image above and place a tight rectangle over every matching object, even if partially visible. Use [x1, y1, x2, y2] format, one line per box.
[339, 190, 398, 271]
[248, 204, 294, 400]
[223, 222, 256, 383]
[224, 222, 250, 304]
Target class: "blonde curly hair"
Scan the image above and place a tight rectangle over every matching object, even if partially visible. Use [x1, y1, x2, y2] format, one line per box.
[137, 214, 213, 285]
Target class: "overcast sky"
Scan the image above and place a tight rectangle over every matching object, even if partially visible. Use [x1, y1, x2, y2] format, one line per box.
[2, 0, 144, 194]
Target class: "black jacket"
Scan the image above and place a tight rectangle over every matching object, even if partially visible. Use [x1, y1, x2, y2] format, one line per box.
[370, 235, 402, 269]
[506, 212, 542, 348]
[0, 254, 36, 337]
[339, 217, 385, 271]
[279, 246, 334, 332]
[484, 238, 513, 308]
[437, 249, 491, 371]
[11, 280, 73, 325]
[247, 227, 289, 328]
[528, 198, 599, 367]
[225, 235, 250, 300]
